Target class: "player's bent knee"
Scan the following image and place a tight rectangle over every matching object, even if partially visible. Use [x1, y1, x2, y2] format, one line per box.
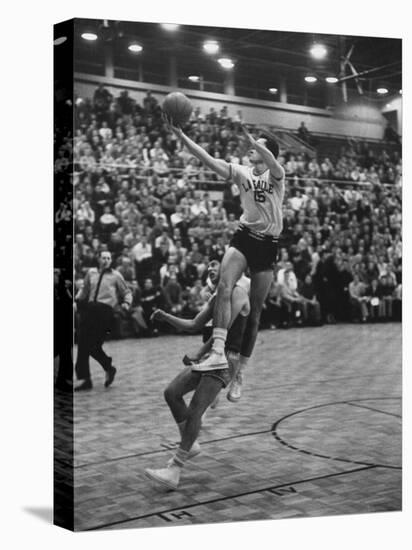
[164, 385, 176, 404]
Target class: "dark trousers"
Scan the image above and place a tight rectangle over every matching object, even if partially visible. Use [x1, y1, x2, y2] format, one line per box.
[54, 310, 73, 384]
[75, 302, 114, 381]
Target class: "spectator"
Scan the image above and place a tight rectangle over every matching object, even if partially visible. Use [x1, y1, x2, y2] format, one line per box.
[190, 196, 208, 217]
[76, 200, 95, 225]
[379, 275, 395, 319]
[117, 90, 133, 115]
[140, 277, 163, 336]
[155, 229, 175, 252]
[143, 90, 158, 114]
[261, 280, 282, 329]
[299, 274, 322, 325]
[152, 242, 170, 280]
[279, 268, 305, 326]
[297, 121, 311, 144]
[163, 273, 184, 317]
[99, 120, 113, 140]
[313, 251, 338, 323]
[178, 256, 199, 289]
[335, 259, 353, 321]
[99, 206, 119, 242]
[129, 280, 148, 336]
[117, 256, 135, 283]
[131, 234, 153, 285]
[349, 274, 368, 322]
[365, 278, 385, 322]
[93, 84, 112, 121]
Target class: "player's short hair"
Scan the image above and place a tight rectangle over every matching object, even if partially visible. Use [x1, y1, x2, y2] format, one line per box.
[208, 259, 221, 268]
[259, 133, 279, 158]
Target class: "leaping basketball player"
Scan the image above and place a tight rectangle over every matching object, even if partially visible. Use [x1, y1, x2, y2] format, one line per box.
[167, 120, 285, 399]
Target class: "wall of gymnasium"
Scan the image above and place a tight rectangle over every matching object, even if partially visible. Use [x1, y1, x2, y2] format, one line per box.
[74, 73, 387, 140]
[381, 95, 402, 135]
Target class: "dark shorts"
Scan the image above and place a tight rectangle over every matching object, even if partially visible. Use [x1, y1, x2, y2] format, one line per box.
[202, 325, 213, 343]
[202, 368, 231, 388]
[226, 314, 248, 354]
[230, 225, 279, 273]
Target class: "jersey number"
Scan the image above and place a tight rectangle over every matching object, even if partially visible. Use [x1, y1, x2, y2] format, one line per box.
[254, 189, 266, 203]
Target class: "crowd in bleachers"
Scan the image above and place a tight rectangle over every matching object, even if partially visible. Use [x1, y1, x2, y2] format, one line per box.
[65, 84, 402, 337]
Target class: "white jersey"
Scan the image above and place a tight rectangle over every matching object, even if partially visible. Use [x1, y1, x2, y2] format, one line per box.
[229, 164, 285, 237]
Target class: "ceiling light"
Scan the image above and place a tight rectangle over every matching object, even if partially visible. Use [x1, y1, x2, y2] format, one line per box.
[305, 76, 317, 83]
[218, 57, 234, 69]
[161, 23, 179, 31]
[54, 36, 67, 46]
[188, 75, 200, 82]
[203, 40, 219, 55]
[377, 87, 388, 94]
[269, 88, 278, 94]
[128, 43, 143, 53]
[325, 76, 338, 83]
[310, 44, 327, 59]
[81, 32, 98, 41]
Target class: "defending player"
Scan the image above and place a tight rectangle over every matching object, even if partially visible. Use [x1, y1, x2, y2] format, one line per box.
[144, 261, 250, 490]
[168, 120, 285, 397]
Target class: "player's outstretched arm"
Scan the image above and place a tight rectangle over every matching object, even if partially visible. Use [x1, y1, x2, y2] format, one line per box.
[151, 298, 214, 333]
[240, 124, 284, 179]
[168, 118, 231, 180]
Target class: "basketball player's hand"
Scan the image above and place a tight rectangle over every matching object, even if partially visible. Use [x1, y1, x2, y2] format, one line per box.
[163, 113, 183, 137]
[121, 303, 130, 312]
[182, 354, 199, 366]
[239, 123, 256, 146]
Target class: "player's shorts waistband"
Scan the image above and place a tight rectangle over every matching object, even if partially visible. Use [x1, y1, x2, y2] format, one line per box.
[238, 224, 279, 243]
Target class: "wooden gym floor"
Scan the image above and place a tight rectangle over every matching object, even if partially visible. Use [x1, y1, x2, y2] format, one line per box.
[70, 323, 402, 531]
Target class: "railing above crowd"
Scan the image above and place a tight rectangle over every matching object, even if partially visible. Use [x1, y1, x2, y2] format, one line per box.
[73, 162, 399, 191]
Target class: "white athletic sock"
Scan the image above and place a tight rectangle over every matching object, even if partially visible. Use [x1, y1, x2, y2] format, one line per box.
[212, 328, 227, 354]
[172, 447, 189, 468]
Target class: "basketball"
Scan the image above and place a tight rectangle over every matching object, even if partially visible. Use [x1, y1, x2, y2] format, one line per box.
[162, 91, 193, 126]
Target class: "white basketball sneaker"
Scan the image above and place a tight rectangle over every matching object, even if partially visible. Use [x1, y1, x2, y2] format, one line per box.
[191, 350, 228, 371]
[145, 465, 181, 490]
[227, 372, 243, 402]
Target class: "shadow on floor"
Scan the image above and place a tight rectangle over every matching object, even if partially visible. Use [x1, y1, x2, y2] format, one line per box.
[23, 507, 53, 524]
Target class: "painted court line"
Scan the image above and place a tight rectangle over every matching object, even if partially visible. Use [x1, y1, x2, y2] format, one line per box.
[86, 465, 377, 531]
